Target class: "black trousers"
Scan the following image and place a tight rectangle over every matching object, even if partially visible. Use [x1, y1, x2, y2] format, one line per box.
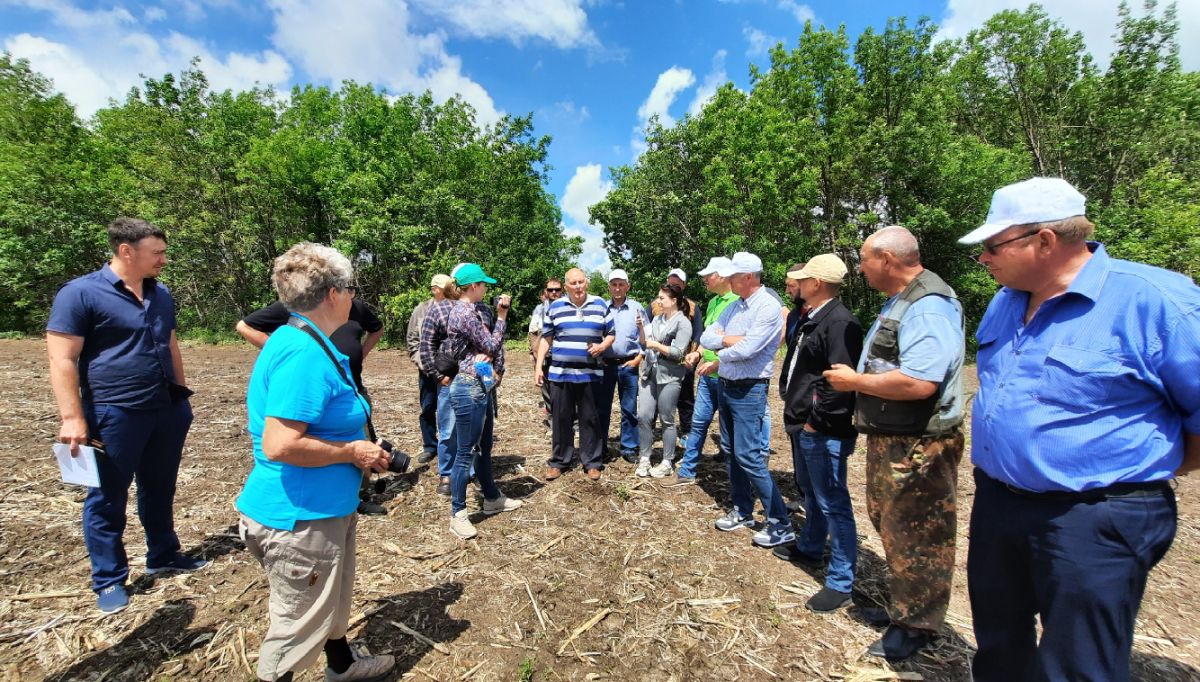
[676, 367, 695, 435]
[968, 469, 1176, 682]
[547, 380, 603, 471]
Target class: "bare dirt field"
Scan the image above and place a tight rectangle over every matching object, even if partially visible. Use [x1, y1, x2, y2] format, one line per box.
[0, 338, 1196, 681]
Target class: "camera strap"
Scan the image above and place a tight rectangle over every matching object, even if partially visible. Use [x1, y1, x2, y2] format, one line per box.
[286, 315, 377, 442]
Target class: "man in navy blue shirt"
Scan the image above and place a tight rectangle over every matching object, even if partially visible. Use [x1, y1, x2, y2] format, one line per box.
[47, 217, 204, 615]
[960, 178, 1200, 681]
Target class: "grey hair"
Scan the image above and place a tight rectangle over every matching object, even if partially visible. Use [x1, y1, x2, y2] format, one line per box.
[869, 225, 921, 266]
[1023, 215, 1095, 244]
[272, 242, 355, 313]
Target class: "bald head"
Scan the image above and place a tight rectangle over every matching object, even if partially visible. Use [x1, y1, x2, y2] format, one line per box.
[564, 267, 589, 305]
[866, 225, 921, 267]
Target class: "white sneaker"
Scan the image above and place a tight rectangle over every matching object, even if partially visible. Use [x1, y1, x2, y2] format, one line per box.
[635, 462, 651, 477]
[482, 495, 523, 515]
[449, 510, 477, 539]
[649, 461, 673, 478]
[325, 652, 395, 681]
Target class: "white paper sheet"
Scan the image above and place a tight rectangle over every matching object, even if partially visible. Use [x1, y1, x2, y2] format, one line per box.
[52, 443, 100, 488]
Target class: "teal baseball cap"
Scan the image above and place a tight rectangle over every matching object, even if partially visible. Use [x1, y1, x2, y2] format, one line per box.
[451, 262, 497, 285]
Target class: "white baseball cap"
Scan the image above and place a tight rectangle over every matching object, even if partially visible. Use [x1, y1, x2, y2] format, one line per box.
[697, 256, 732, 276]
[607, 268, 629, 282]
[716, 252, 763, 277]
[960, 177, 1086, 244]
[667, 268, 687, 283]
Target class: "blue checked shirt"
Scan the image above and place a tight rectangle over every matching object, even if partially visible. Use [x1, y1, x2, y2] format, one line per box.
[700, 286, 784, 380]
[972, 243, 1200, 492]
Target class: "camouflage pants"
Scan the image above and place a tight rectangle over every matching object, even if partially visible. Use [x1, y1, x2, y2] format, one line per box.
[865, 429, 964, 632]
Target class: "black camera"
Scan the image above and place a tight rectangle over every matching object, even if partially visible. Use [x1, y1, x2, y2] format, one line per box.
[492, 294, 511, 310]
[379, 439, 411, 474]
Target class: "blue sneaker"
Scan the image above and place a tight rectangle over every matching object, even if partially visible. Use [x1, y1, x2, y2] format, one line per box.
[714, 510, 754, 532]
[752, 520, 796, 547]
[96, 584, 129, 614]
[145, 554, 210, 575]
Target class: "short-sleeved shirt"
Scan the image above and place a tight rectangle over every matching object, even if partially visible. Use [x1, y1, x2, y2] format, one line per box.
[46, 264, 178, 409]
[972, 243, 1200, 492]
[542, 295, 615, 383]
[858, 289, 965, 426]
[242, 299, 382, 391]
[236, 315, 369, 530]
[700, 291, 740, 365]
[603, 297, 647, 359]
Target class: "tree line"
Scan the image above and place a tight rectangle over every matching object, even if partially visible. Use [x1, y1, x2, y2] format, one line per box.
[1, 2, 1196, 345]
[592, 1, 1199, 340]
[0, 58, 578, 340]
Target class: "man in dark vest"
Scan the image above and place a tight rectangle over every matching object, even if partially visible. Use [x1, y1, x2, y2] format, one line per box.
[773, 254, 864, 614]
[825, 225, 965, 660]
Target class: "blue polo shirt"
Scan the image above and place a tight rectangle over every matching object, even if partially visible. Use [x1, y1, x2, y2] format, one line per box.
[543, 295, 614, 383]
[603, 297, 647, 359]
[972, 243, 1200, 492]
[236, 316, 369, 530]
[46, 264, 177, 409]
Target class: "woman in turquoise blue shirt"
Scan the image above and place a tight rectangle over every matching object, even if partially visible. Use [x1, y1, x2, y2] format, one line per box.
[235, 242, 394, 682]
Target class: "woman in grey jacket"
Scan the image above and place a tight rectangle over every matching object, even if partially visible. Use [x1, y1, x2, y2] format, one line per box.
[635, 284, 693, 477]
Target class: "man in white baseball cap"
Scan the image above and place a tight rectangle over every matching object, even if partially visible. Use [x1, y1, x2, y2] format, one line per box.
[597, 268, 648, 463]
[960, 177, 1200, 682]
[699, 251, 794, 548]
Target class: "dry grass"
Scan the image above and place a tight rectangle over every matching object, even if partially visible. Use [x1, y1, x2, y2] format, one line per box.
[0, 339, 1196, 681]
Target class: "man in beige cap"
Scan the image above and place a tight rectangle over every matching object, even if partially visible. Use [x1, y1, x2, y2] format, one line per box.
[773, 254, 864, 613]
[408, 274, 452, 464]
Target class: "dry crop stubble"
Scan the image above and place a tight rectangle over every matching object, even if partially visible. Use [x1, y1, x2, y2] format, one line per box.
[0, 339, 1195, 681]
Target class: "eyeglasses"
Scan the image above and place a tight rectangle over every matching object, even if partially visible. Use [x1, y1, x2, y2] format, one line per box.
[343, 286, 358, 297]
[545, 287, 562, 293]
[981, 229, 1041, 256]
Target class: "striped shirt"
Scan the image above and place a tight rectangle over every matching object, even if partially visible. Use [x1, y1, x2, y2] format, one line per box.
[542, 295, 615, 383]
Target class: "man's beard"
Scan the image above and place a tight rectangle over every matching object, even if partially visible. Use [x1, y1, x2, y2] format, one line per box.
[790, 293, 805, 307]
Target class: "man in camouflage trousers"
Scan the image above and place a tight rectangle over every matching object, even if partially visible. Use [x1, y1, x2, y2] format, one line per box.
[825, 226, 966, 661]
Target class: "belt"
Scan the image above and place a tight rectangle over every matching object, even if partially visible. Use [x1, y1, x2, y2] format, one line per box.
[994, 475, 1170, 502]
[719, 377, 769, 388]
[604, 355, 638, 364]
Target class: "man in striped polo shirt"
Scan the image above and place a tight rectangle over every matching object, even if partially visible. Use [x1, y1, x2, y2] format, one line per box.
[535, 267, 616, 481]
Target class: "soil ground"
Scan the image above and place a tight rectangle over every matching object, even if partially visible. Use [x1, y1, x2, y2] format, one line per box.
[0, 338, 1196, 681]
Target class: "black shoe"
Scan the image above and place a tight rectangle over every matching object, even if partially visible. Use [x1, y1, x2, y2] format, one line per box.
[621, 451, 638, 464]
[436, 481, 451, 496]
[805, 587, 851, 613]
[357, 500, 387, 515]
[417, 450, 437, 464]
[867, 624, 934, 660]
[856, 605, 891, 626]
[771, 544, 822, 568]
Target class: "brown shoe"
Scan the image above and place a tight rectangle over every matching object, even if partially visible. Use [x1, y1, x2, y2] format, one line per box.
[544, 467, 562, 481]
[587, 468, 601, 481]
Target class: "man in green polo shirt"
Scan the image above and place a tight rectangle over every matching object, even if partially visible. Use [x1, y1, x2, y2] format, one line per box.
[671, 257, 740, 483]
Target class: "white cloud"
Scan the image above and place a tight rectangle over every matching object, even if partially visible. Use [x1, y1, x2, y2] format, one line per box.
[548, 100, 590, 124]
[267, 0, 501, 125]
[743, 26, 783, 57]
[411, 0, 598, 49]
[3, 3, 293, 117]
[688, 49, 727, 117]
[777, 0, 815, 24]
[637, 65, 695, 127]
[938, 0, 1199, 71]
[144, 6, 167, 22]
[561, 163, 613, 273]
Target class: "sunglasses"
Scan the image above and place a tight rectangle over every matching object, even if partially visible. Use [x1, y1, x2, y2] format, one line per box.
[981, 229, 1041, 255]
[545, 287, 563, 293]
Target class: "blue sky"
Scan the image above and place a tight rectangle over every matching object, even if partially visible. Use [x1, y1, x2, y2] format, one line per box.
[4, 0, 1198, 272]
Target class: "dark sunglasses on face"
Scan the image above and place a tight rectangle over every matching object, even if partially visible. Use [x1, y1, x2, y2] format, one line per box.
[981, 229, 1041, 256]
[545, 287, 562, 293]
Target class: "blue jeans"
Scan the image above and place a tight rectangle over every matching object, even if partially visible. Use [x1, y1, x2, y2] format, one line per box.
[448, 377, 500, 514]
[417, 372, 439, 454]
[435, 384, 458, 478]
[84, 399, 193, 591]
[968, 469, 1176, 682]
[677, 374, 729, 478]
[790, 430, 857, 592]
[597, 363, 639, 454]
[719, 380, 788, 523]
